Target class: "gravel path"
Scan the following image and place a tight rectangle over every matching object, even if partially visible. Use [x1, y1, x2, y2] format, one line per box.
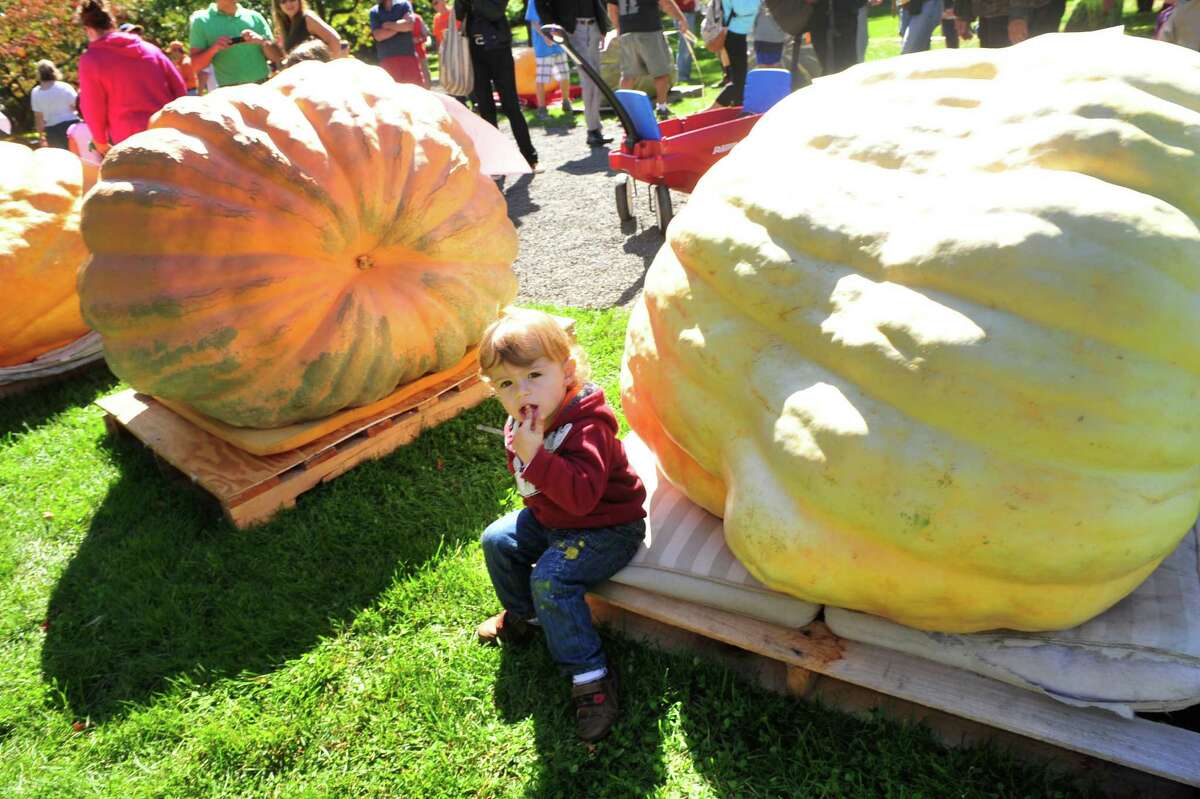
[500, 120, 688, 310]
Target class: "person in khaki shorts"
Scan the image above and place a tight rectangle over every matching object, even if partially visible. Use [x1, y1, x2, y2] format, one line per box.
[605, 0, 687, 119]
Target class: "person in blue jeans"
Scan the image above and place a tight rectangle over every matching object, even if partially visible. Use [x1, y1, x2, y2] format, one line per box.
[474, 309, 647, 743]
[900, 0, 944, 53]
[674, 0, 697, 82]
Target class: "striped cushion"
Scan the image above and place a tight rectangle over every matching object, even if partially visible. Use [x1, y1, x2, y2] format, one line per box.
[827, 523, 1200, 716]
[596, 434, 821, 628]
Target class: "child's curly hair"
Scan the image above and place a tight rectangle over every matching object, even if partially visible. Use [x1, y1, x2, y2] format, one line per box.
[477, 308, 590, 386]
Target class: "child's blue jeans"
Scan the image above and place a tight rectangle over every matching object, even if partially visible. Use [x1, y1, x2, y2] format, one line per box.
[481, 508, 645, 677]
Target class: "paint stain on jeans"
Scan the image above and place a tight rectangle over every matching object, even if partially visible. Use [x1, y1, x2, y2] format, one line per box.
[555, 538, 586, 560]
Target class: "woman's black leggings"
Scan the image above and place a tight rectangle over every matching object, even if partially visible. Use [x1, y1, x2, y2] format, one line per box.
[469, 42, 538, 165]
[715, 31, 748, 107]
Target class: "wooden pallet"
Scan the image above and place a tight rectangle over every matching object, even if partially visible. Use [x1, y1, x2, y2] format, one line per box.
[97, 370, 491, 528]
[587, 584, 1200, 795]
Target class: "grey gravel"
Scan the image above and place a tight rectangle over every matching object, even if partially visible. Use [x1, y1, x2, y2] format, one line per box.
[498, 119, 688, 309]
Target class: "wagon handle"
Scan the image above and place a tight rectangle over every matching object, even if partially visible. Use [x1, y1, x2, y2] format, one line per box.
[540, 24, 641, 146]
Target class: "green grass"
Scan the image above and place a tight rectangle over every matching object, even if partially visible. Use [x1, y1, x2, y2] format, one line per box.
[0, 307, 1099, 797]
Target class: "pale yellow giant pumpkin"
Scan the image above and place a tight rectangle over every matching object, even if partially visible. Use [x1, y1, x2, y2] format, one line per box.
[621, 32, 1200, 633]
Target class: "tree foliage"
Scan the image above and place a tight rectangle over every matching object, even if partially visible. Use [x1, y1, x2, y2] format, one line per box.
[0, 0, 87, 133]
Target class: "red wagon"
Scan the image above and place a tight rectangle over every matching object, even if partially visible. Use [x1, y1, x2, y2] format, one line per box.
[543, 25, 794, 232]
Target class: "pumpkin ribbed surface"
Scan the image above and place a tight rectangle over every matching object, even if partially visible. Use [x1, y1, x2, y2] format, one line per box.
[0, 143, 91, 367]
[621, 32, 1200, 632]
[79, 59, 517, 428]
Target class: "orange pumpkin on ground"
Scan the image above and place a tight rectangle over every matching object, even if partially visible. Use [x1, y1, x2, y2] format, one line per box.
[0, 143, 92, 367]
[79, 59, 518, 429]
[515, 47, 537, 96]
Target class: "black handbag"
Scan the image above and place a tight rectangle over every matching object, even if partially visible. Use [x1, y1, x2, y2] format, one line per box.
[466, 0, 511, 48]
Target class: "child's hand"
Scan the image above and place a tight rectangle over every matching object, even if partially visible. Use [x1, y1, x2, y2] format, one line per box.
[512, 406, 544, 463]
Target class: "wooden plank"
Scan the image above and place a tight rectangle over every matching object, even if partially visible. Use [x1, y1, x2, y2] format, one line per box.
[593, 582, 844, 668]
[785, 665, 816, 698]
[97, 391, 303, 501]
[592, 583, 1200, 788]
[291, 370, 480, 462]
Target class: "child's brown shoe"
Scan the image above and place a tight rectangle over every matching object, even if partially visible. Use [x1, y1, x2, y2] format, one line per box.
[572, 669, 620, 742]
[476, 610, 535, 646]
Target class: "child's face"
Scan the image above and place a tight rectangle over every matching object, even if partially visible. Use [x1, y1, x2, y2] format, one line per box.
[486, 356, 575, 424]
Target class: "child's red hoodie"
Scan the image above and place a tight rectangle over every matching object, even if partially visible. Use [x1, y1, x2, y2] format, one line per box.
[504, 384, 646, 529]
[79, 32, 186, 147]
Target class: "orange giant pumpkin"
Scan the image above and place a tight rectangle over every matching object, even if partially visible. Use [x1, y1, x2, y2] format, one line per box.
[0, 143, 91, 367]
[79, 59, 518, 428]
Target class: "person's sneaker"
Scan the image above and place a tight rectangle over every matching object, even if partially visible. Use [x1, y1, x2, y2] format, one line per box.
[572, 670, 620, 742]
[585, 130, 612, 147]
[476, 610, 535, 646]
[561, 101, 575, 114]
[655, 105, 672, 121]
[535, 107, 550, 121]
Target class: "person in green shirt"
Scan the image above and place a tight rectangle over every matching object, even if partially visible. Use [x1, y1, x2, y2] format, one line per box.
[190, 0, 284, 87]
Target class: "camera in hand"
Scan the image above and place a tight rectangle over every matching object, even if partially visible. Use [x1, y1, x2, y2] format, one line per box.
[230, 32, 246, 43]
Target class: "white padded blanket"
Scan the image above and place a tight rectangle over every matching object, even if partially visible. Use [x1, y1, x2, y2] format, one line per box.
[607, 435, 1200, 716]
[598, 434, 820, 628]
[827, 523, 1200, 717]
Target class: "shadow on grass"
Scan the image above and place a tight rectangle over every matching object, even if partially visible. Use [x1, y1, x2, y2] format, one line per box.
[41, 401, 513, 724]
[0, 364, 120, 442]
[493, 634, 669, 799]
[673, 662, 1094, 798]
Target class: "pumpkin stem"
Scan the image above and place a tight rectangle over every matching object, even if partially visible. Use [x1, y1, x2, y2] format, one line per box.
[355, 254, 374, 271]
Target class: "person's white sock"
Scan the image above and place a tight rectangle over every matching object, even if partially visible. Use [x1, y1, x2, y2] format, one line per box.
[572, 667, 607, 686]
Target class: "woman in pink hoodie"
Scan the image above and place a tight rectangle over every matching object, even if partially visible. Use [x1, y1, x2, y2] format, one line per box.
[75, 0, 187, 155]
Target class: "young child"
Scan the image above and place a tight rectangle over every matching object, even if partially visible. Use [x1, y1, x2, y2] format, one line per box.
[476, 309, 646, 743]
[524, 1, 574, 119]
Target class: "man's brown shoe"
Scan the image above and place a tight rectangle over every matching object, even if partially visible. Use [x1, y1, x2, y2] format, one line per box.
[476, 610, 535, 646]
[572, 670, 619, 742]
